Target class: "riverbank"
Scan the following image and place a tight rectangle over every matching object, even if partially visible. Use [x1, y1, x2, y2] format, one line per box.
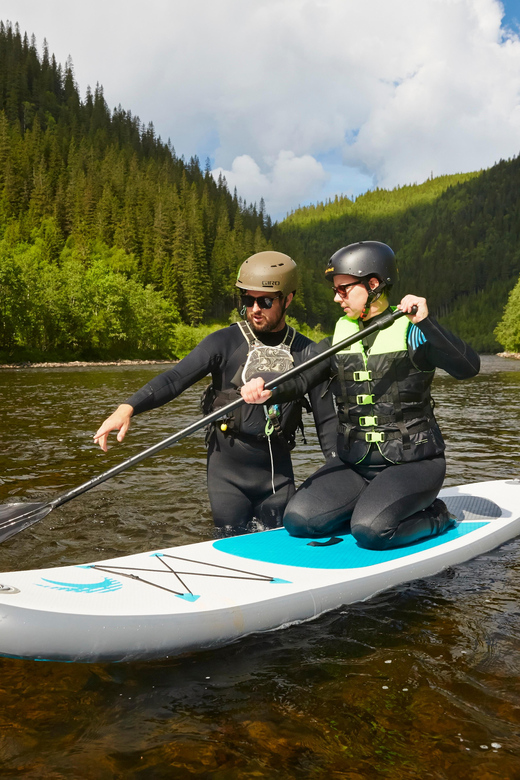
[0, 359, 177, 369]
[0, 320, 326, 369]
[2, 345, 516, 370]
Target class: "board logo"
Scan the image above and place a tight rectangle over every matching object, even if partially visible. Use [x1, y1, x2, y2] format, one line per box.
[37, 577, 123, 593]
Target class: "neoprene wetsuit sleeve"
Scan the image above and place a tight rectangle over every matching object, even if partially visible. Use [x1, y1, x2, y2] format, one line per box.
[307, 381, 337, 459]
[412, 316, 480, 378]
[124, 338, 218, 415]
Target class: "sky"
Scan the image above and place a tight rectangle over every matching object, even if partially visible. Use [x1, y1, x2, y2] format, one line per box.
[3, 0, 520, 220]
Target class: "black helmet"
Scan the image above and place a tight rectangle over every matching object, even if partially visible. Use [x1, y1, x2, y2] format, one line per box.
[325, 241, 397, 287]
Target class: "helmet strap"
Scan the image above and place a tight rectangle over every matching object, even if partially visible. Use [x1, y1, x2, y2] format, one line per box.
[360, 279, 386, 320]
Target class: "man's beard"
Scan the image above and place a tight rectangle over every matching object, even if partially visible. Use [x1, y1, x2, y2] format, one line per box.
[246, 305, 285, 334]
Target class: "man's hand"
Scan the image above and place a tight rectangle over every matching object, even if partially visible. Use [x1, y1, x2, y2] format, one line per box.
[240, 377, 273, 404]
[93, 404, 134, 452]
[397, 294, 428, 323]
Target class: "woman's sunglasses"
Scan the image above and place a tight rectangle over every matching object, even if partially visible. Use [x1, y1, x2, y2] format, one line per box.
[240, 294, 282, 309]
[332, 281, 362, 298]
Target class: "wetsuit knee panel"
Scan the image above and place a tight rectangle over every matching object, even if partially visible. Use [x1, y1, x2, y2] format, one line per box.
[350, 522, 390, 551]
[283, 511, 325, 538]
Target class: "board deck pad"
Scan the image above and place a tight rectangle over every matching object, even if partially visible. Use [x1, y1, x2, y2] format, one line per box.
[213, 495, 502, 569]
[213, 521, 488, 569]
[444, 495, 502, 521]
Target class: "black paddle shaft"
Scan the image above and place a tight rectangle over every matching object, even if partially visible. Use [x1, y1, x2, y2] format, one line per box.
[0, 305, 415, 539]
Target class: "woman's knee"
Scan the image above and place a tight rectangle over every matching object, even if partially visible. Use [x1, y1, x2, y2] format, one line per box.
[283, 505, 325, 538]
[284, 499, 352, 538]
[350, 519, 389, 550]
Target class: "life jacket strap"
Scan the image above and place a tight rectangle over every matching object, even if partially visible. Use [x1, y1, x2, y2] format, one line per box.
[338, 406, 433, 426]
[338, 418, 432, 444]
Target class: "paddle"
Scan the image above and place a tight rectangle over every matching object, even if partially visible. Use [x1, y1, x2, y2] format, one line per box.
[0, 306, 415, 543]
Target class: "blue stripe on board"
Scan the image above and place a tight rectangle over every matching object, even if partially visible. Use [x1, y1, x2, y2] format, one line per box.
[213, 522, 488, 570]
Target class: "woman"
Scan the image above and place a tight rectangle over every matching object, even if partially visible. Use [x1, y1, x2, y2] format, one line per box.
[240, 240, 480, 550]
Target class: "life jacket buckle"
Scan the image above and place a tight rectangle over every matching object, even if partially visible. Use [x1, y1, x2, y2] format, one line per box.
[359, 415, 378, 427]
[365, 431, 386, 443]
[356, 394, 374, 405]
[353, 370, 372, 381]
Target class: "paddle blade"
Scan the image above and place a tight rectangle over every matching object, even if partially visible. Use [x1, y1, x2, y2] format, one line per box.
[0, 502, 53, 543]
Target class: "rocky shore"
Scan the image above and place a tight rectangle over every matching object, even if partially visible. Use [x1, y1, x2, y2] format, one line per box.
[2, 353, 519, 369]
[497, 352, 520, 360]
[0, 359, 177, 369]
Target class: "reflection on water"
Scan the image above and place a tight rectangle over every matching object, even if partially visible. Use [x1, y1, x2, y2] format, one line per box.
[0, 354, 519, 777]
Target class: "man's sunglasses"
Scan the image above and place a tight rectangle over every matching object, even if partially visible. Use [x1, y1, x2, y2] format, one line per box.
[240, 294, 282, 309]
[332, 281, 362, 297]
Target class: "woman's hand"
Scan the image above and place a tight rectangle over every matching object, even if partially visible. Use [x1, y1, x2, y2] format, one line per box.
[397, 294, 428, 323]
[93, 404, 133, 452]
[240, 377, 273, 404]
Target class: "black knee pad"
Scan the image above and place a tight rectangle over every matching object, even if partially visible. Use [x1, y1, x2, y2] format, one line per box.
[351, 522, 389, 551]
[284, 510, 323, 538]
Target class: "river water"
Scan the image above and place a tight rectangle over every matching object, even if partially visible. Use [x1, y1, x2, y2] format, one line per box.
[0, 356, 519, 778]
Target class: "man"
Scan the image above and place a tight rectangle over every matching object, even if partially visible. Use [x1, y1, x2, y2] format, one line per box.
[94, 251, 336, 536]
[240, 241, 480, 550]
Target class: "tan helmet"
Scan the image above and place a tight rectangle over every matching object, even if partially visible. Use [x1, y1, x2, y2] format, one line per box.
[236, 251, 298, 297]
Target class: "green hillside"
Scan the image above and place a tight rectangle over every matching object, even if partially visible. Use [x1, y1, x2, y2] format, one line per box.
[283, 172, 480, 225]
[274, 164, 520, 352]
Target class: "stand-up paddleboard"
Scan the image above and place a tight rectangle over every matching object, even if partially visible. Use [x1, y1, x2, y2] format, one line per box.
[0, 479, 519, 663]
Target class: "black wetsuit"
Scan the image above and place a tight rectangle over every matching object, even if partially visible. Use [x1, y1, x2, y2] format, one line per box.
[268, 313, 480, 549]
[125, 323, 337, 535]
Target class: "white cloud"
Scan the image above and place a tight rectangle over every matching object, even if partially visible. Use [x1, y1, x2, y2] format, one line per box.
[342, 0, 520, 187]
[3, 1, 520, 218]
[212, 151, 328, 218]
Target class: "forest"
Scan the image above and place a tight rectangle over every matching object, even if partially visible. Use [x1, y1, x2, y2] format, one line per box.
[273, 167, 520, 352]
[1, 20, 520, 360]
[0, 21, 271, 361]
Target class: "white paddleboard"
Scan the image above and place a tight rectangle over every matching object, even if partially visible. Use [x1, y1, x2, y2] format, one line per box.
[0, 478, 519, 663]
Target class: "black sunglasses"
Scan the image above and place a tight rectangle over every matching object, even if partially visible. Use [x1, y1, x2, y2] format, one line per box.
[240, 294, 282, 309]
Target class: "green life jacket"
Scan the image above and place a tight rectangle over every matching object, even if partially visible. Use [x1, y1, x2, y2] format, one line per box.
[332, 309, 444, 465]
